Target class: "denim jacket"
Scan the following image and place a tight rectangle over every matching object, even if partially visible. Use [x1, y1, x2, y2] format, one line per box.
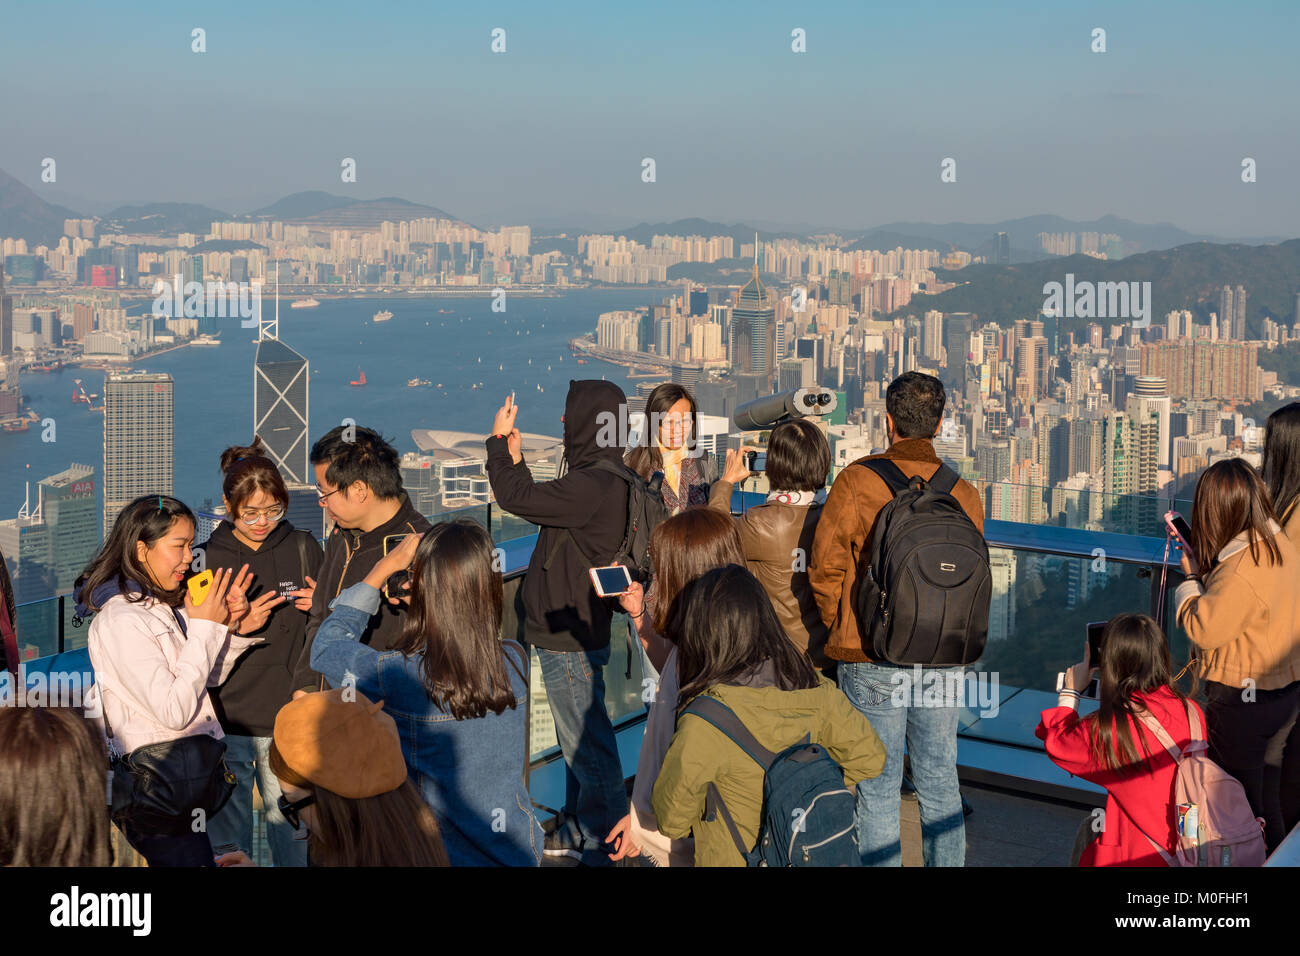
[310, 583, 542, 866]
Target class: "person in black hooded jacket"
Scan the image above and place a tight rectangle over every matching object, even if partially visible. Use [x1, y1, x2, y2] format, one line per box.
[199, 439, 322, 866]
[487, 380, 631, 865]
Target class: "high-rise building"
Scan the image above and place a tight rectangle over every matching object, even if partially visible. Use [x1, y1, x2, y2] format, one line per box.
[987, 548, 1017, 643]
[0, 261, 12, 357]
[733, 267, 776, 382]
[994, 232, 1011, 265]
[1140, 340, 1258, 402]
[944, 313, 973, 387]
[0, 465, 98, 603]
[254, 279, 311, 484]
[104, 372, 174, 529]
[1132, 376, 1172, 474]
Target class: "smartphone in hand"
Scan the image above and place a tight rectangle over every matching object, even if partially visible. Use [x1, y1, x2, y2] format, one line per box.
[187, 569, 214, 605]
[589, 565, 633, 597]
[382, 534, 413, 600]
[1164, 510, 1193, 552]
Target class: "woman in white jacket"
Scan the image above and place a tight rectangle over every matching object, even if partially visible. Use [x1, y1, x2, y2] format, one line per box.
[77, 495, 281, 866]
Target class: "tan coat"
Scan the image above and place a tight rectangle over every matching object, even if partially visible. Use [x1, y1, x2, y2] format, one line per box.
[1174, 523, 1300, 691]
[708, 481, 830, 665]
[809, 438, 985, 664]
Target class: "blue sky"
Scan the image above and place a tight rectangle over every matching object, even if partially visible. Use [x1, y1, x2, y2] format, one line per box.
[2, 0, 1295, 236]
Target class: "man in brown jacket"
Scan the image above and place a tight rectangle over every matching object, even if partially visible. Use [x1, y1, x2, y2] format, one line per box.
[810, 371, 985, 866]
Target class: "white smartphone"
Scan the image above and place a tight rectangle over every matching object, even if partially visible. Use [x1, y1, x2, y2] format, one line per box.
[589, 564, 632, 597]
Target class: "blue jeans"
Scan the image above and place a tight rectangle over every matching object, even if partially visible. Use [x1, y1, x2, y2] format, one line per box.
[535, 644, 627, 866]
[838, 661, 966, 867]
[207, 734, 309, 867]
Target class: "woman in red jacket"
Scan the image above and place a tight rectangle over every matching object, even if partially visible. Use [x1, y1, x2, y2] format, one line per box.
[1036, 613, 1203, 866]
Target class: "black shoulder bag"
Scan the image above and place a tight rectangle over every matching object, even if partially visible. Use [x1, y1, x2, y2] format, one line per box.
[106, 606, 237, 836]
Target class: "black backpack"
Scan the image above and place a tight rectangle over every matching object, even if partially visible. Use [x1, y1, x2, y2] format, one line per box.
[852, 459, 991, 666]
[548, 458, 669, 582]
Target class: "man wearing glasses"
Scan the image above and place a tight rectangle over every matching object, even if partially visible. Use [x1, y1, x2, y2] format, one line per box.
[289, 425, 431, 697]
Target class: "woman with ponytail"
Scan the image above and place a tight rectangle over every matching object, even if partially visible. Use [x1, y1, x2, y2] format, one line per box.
[199, 437, 323, 866]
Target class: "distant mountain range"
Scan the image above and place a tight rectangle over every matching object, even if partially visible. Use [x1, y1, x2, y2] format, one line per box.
[892, 239, 1300, 333]
[0, 172, 467, 243]
[0, 168, 79, 246]
[0, 166, 1294, 266]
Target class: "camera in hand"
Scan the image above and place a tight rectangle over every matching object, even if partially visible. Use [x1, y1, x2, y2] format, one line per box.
[1084, 621, 1105, 698]
[744, 450, 767, 472]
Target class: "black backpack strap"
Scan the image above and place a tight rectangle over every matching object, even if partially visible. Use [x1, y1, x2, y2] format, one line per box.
[926, 463, 960, 496]
[705, 781, 752, 861]
[861, 458, 912, 495]
[681, 695, 777, 769]
[295, 529, 317, 581]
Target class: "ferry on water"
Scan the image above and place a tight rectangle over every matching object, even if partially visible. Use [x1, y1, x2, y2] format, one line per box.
[290, 298, 320, 309]
[373, 310, 393, 322]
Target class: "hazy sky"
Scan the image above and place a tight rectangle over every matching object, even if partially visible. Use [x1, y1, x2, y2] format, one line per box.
[3, 0, 1296, 236]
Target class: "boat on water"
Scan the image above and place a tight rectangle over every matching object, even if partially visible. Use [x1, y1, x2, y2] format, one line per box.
[2, 419, 30, 432]
[350, 367, 367, 387]
[498, 363, 504, 371]
[438, 309, 454, 314]
[373, 310, 393, 322]
[407, 378, 432, 388]
[191, 335, 221, 346]
[576, 358, 588, 364]
[290, 298, 320, 309]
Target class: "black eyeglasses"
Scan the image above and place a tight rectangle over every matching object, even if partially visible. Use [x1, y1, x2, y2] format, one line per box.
[278, 792, 315, 830]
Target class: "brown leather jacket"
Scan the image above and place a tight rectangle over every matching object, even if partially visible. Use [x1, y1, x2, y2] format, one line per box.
[708, 481, 830, 665]
[809, 438, 985, 663]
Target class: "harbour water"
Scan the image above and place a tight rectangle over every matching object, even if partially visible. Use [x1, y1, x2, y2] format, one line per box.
[0, 289, 661, 527]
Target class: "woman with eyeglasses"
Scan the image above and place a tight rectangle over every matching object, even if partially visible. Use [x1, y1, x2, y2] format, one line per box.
[199, 437, 323, 866]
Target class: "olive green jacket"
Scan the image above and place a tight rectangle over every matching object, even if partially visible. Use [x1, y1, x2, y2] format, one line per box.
[650, 676, 885, 866]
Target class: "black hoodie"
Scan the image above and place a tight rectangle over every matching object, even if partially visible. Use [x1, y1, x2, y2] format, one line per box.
[291, 492, 431, 691]
[486, 379, 630, 653]
[198, 520, 323, 736]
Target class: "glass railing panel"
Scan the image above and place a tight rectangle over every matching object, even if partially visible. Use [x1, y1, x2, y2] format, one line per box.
[963, 479, 1193, 538]
[526, 613, 647, 764]
[12, 596, 66, 662]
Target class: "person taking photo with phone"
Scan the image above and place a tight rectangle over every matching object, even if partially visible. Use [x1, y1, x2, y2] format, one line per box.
[1038, 614, 1207, 866]
[486, 383, 631, 866]
[309, 521, 543, 866]
[1175, 457, 1300, 852]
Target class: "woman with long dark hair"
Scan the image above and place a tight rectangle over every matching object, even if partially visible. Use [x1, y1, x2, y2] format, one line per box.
[1262, 402, 1300, 542]
[626, 382, 717, 515]
[1177, 458, 1300, 851]
[76, 495, 279, 866]
[201, 437, 322, 867]
[0, 706, 114, 866]
[1037, 614, 1227, 866]
[651, 565, 885, 866]
[607, 508, 745, 866]
[309, 519, 542, 866]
